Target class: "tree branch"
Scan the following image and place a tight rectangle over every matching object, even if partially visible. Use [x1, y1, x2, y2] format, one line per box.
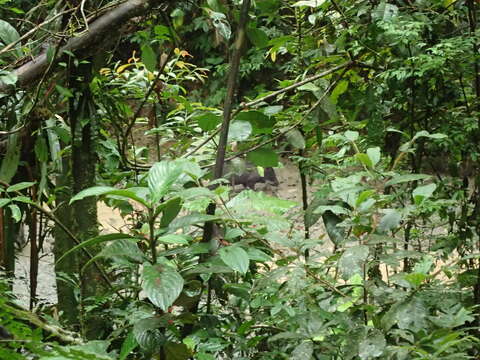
[0, 0, 159, 92]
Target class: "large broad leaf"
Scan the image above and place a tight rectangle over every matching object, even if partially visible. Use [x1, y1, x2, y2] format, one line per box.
[209, 11, 231, 41]
[119, 331, 138, 360]
[235, 110, 274, 134]
[359, 329, 386, 360]
[377, 209, 402, 233]
[40, 340, 113, 360]
[159, 197, 183, 228]
[157, 234, 189, 245]
[382, 297, 427, 332]
[133, 317, 167, 352]
[291, 341, 313, 359]
[228, 120, 252, 141]
[148, 161, 183, 203]
[196, 113, 221, 131]
[0, 70, 17, 85]
[219, 246, 249, 274]
[8, 204, 21, 222]
[164, 342, 192, 360]
[285, 129, 306, 149]
[168, 213, 219, 232]
[0, 133, 20, 183]
[97, 239, 145, 265]
[0, 199, 11, 208]
[141, 44, 157, 71]
[293, 0, 326, 7]
[70, 186, 149, 207]
[323, 210, 347, 245]
[412, 183, 436, 204]
[142, 263, 184, 311]
[373, 2, 398, 21]
[385, 174, 431, 187]
[226, 190, 296, 216]
[338, 245, 369, 280]
[366, 147, 381, 167]
[246, 148, 279, 167]
[0, 20, 21, 57]
[246, 27, 269, 48]
[56, 233, 141, 265]
[6, 182, 36, 193]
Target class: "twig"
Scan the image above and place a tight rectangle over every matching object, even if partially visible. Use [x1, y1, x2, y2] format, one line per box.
[240, 61, 353, 109]
[80, 0, 89, 32]
[0, 8, 74, 56]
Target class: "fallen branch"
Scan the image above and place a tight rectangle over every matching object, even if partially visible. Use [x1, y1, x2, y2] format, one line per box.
[0, 0, 159, 92]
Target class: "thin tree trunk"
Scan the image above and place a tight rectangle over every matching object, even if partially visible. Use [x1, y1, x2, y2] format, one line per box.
[53, 155, 79, 328]
[68, 61, 107, 339]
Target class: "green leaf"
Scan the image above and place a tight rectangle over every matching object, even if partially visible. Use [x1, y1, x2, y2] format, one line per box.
[0, 133, 20, 183]
[159, 197, 183, 228]
[196, 113, 221, 131]
[385, 174, 431, 187]
[0, 70, 17, 85]
[11, 196, 35, 205]
[338, 245, 369, 280]
[142, 263, 184, 311]
[34, 136, 48, 162]
[235, 111, 274, 134]
[285, 129, 305, 149]
[8, 204, 21, 222]
[366, 147, 381, 167]
[412, 130, 447, 141]
[70, 186, 149, 207]
[0, 198, 11, 208]
[263, 105, 283, 116]
[219, 246, 249, 274]
[133, 317, 167, 352]
[292, 341, 313, 359]
[314, 205, 350, 216]
[373, 2, 398, 21]
[6, 181, 35, 193]
[168, 213, 219, 232]
[330, 80, 348, 104]
[55, 85, 74, 98]
[359, 330, 386, 360]
[404, 272, 427, 288]
[293, 0, 326, 7]
[246, 148, 278, 167]
[246, 27, 269, 48]
[355, 153, 373, 168]
[56, 233, 140, 265]
[0, 20, 21, 57]
[97, 239, 145, 264]
[164, 342, 192, 360]
[210, 11, 231, 40]
[119, 331, 138, 360]
[157, 234, 189, 245]
[224, 283, 251, 300]
[412, 183, 436, 204]
[141, 44, 157, 71]
[382, 297, 427, 332]
[377, 209, 402, 233]
[148, 161, 183, 203]
[228, 121, 252, 141]
[344, 130, 359, 142]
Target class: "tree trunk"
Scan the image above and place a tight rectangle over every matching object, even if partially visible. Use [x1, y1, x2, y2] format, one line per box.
[68, 61, 107, 339]
[53, 155, 79, 328]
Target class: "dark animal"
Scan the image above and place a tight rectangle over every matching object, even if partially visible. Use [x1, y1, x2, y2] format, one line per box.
[0, 325, 13, 340]
[229, 167, 279, 190]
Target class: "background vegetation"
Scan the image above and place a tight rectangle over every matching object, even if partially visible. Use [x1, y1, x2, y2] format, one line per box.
[1, 0, 480, 359]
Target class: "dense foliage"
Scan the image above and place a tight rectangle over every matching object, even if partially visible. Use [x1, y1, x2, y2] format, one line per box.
[1, 0, 480, 359]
